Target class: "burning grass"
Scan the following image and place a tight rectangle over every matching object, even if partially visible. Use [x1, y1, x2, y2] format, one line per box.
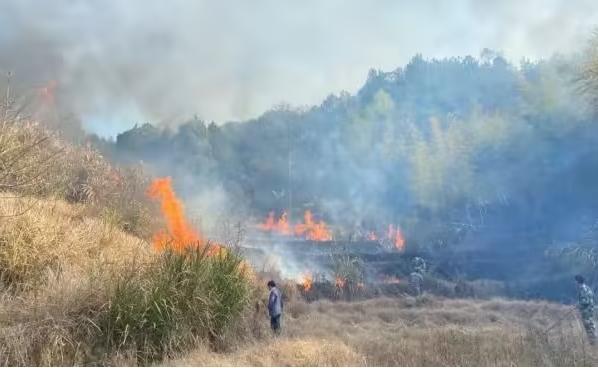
[146, 177, 223, 256]
[0, 191, 252, 365]
[258, 210, 332, 241]
[0, 116, 256, 364]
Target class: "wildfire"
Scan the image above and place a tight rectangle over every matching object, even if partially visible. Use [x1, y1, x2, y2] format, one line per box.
[258, 210, 332, 241]
[294, 210, 332, 241]
[300, 273, 313, 292]
[335, 276, 346, 289]
[382, 275, 401, 284]
[147, 177, 219, 254]
[258, 211, 292, 235]
[387, 224, 405, 251]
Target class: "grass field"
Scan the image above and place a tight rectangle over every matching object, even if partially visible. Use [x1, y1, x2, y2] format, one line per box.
[171, 296, 598, 366]
[2, 116, 598, 366]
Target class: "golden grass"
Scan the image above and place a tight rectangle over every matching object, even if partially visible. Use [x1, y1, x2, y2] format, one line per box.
[171, 296, 598, 366]
[172, 338, 365, 366]
[1, 118, 156, 238]
[0, 195, 154, 365]
[0, 195, 152, 289]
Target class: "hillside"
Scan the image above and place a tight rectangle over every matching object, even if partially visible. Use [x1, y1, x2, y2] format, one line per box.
[0, 118, 255, 365]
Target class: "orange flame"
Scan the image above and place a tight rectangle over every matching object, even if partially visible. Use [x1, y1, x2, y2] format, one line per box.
[277, 212, 292, 235]
[258, 211, 276, 231]
[301, 273, 313, 292]
[387, 224, 405, 251]
[294, 210, 332, 241]
[366, 231, 378, 241]
[335, 276, 346, 289]
[258, 210, 332, 241]
[147, 177, 219, 254]
[258, 211, 292, 235]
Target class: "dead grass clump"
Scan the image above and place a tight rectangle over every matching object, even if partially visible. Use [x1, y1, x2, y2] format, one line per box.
[0, 196, 151, 290]
[0, 117, 156, 237]
[170, 338, 365, 366]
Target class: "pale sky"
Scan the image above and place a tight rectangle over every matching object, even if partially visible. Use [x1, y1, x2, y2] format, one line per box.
[2, 0, 598, 136]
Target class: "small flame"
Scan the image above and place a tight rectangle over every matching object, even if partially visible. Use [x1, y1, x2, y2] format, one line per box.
[147, 177, 220, 255]
[387, 224, 405, 251]
[367, 231, 378, 241]
[38, 80, 57, 105]
[300, 273, 313, 292]
[335, 276, 346, 289]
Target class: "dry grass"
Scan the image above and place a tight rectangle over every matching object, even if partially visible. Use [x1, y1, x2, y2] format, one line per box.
[0, 117, 156, 238]
[0, 195, 151, 290]
[172, 338, 365, 366]
[0, 196, 255, 366]
[0, 195, 154, 365]
[171, 296, 598, 366]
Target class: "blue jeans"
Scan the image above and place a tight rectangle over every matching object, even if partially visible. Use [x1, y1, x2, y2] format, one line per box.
[270, 314, 281, 334]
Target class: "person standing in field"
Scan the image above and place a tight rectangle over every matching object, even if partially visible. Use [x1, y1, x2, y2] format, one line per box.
[267, 280, 283, 335]
[409, 257, 426, 297]
[575, 274, 596, 345]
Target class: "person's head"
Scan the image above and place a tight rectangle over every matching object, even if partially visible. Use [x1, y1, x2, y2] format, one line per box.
[575, 275, 585, 285]
[267, 280, 276, 290]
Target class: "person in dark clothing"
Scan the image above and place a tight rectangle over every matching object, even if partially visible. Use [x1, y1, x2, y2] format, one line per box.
[267, 280, 283, 334]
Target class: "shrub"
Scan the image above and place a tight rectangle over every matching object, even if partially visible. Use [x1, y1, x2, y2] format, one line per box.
[95, 245, 251, 364]
[0, 115, 156, 238]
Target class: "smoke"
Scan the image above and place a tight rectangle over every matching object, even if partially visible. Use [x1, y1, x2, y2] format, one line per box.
[2, 0, 598, 137]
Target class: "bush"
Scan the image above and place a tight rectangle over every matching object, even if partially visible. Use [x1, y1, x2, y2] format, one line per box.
[0, 115, 156, 238]
[95, 245, 251, 364]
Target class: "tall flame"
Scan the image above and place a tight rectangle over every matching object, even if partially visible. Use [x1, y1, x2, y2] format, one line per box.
[294, 210, 332, 241]
[387, 224, 405, 252]
[258, 211, 291, 235]
[147, 177, 219, 254]
[301, 273, 313, 292]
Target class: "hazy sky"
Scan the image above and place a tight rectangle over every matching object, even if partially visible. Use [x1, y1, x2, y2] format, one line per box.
[2, 0, 598, 136]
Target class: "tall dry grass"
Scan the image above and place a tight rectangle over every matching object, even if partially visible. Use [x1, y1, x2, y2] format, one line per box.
[0, 116, 156, 238]
[172, 296, 598, 366]
[0, 196, 151, 290]
[0, 196, 258, 366]
[0, 113, 256, 365]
